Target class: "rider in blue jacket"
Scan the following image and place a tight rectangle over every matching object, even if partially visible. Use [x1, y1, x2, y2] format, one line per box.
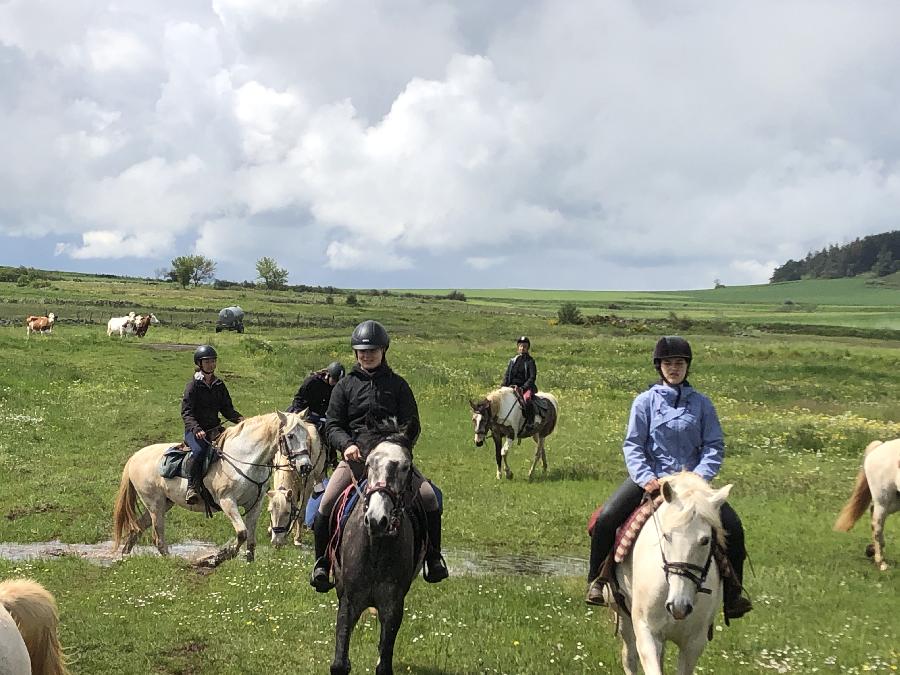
[586, 336, 752, 621]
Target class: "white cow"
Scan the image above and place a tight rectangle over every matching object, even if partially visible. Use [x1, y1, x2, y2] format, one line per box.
[107, 311, 137, 337]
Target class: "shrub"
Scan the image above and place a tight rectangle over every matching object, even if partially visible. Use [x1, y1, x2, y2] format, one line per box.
[325, 295, 334, 305]
[346, 294, 358, 306]
[446, 290, 467, 301]
[557, 302, 583, 324]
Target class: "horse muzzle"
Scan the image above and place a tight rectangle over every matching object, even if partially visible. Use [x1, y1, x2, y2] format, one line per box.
[474, 435, 485, 447]
[666, 599, 694, 620]
[364, 513, 400, 537]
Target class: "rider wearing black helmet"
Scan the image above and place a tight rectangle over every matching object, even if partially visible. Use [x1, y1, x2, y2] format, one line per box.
[309, 320, 449, 591]
[288, 360, 345, 420]
[503, 336, 538, 431]
[181, 345, 244, 504]
[585, 336, 752, 621]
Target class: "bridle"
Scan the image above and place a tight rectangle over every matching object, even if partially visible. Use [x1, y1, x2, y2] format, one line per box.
[269, 487, 302, 536]
[363, 471, 413, 536]
[649, 497, 715, 596]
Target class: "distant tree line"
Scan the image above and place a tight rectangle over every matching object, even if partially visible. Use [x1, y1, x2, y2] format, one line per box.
[770, 230, 900, 282]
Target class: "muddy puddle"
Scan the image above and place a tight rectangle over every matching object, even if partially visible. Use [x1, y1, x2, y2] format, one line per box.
[0, 540, 587, 577]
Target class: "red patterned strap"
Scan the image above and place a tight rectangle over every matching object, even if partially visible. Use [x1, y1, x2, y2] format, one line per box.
[614, 495, 664, 563]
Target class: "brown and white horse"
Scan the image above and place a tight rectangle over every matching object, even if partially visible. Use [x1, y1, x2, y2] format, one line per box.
[26, 313, 56, 337]
[470, 386, 559, 480]
[834, 439, 900, 571]
[0, 578, 69, 675]
[134, 313, 160, 337]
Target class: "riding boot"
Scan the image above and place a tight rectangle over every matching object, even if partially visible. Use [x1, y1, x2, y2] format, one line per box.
[524, 400, 535, 434]
[185, 457, 203, 505]
[423, 510, 449, 583]
[722, 548, 752, 621]
[309, 511, 335, 592]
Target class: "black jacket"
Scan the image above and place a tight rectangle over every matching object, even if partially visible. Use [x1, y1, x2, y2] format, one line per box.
[288, 373, 333, 416]
[503, 353, 537, 392]
[325, 361, 420, 458]
[181, 374, 242, 435]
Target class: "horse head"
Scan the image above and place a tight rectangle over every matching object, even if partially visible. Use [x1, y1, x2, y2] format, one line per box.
[359, 421, 414, 538]
[657, 473, 732, 620]
[266, 486, 297, 548]
[470, 398, 492, 446]
[278, 411, 314, 475]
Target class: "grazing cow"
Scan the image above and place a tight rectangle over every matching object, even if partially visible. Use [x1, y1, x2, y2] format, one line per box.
[134, 313, 160, 337]
[107, 312, 137, 337]
[26, 313, 56, 337]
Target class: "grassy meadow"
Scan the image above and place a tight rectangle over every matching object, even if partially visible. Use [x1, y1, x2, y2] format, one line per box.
[1, 272, 898, 673]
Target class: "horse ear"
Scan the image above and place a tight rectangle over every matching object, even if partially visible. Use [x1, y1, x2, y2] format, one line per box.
[276, 410, 287, 426]
[298, 407, 309, 420]
[469, 399, 477, 411]
[710, 483, 733, 507]
[662, 480, 675, 503]
[266, 489, 275, 498]
[286, 488, 293, 501]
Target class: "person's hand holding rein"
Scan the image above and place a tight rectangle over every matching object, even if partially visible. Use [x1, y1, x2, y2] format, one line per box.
[643, 478, 661, 494]
[343, 444, 362, 462]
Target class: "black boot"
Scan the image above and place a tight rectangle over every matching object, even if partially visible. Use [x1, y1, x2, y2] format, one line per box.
[524, 400, 535, 433]
[309, 511, 334, 592]
[423, 510, 449, 583]
[723, 576, 752, 621]
[185, 457, 203, 505]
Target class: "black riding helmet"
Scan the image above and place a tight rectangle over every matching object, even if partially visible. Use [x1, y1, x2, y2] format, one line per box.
[194, 344, 218, 365]
[326, 361, 345, 380]
[652, 336, 692, 367]
[517, 336, 530, 346]
[351, 320, 390, 350]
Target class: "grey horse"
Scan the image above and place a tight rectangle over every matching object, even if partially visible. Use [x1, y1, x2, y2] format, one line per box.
[329, 424, 426, 675]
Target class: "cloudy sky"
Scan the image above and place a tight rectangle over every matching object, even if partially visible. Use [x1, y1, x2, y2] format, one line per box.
[2, 0, 900, 290]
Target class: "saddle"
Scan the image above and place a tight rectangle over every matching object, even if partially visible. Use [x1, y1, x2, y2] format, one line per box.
[158, 444, 221, 516]
[512, 390, 557, 437]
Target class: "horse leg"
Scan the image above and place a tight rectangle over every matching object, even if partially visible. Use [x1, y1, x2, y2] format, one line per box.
[242, 496, 265, 563]
[493, 435, 503, 481]
[633, 621, 665, 675]
[145, 498, 173, 556]
[216, 497, 248, 563]
[122, 510, 152, 554]
[331, 597, 364, 675]
[870, 502, 889, 570]
[501, 438, 514, 480]
[676, 635, 708, 675]
[618, 615, 640, 675]
[540, 434, 548, 472]
[375, 598, 404, 675]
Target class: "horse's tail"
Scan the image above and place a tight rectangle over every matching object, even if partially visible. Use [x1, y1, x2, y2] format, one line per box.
[0, 578, 70, 675]
[112, 459, 140, 550]
[833, 441, 881, 532]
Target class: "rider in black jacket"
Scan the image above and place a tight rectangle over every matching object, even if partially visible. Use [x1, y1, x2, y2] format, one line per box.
[310, 320, 447, 592]
[288, 361, 345, 421]
[503, 336, 538, 430]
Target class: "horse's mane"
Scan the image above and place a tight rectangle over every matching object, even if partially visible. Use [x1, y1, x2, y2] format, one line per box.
[357, 418, 413, 456]
[217, 412, 290, 449]
[660, 472, 726, 548]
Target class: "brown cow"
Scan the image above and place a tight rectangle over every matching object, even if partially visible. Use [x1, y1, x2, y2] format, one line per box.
[26, 312, 56, 337]
[134, 313, 159, 337]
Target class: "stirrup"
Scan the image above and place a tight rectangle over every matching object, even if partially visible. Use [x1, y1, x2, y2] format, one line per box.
[310, 557, 334, 592]
[423, 554, 449, 583]
[724, 595, 753, 621]
[185, 485, 200, 505]
[585, 578, 607, 606]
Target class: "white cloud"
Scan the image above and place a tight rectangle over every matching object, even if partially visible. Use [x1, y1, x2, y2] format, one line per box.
[4, 0, 900, 289]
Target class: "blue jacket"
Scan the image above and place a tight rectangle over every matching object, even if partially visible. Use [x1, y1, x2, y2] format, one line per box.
[622, 382, 724, 487]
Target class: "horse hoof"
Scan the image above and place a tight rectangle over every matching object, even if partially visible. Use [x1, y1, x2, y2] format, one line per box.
[496, 471, 502, 480]
[865, 544, 876, 558]
[506, 471, 514, 480]
[878, 561, 889, 571]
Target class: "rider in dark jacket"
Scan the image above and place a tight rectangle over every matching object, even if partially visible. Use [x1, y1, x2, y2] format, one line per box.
[503, 336, 538, 430]
[310, 320, 447, 592]
[288, 361, 345, 421]
[181, 345, 243, 504]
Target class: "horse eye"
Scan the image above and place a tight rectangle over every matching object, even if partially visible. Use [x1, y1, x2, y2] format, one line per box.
[700, 536, 710, 546]
[663, 533, 672, 543]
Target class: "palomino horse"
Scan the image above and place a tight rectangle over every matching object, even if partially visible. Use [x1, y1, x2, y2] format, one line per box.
[330, 424, 424, 675]
[834, 439, 900, 571]
[470, 386, 559, 479]
[0, 578, 69, 675]
[268, 414, 327, 548]
[604, 473, 732, 675]
[112, 411, 312, 566]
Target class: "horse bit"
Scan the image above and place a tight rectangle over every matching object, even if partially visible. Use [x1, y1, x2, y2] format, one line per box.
[363, 476, 413, 536]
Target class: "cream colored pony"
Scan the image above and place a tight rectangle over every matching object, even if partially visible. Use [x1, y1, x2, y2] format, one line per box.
[834, 439, 900, 571]
[112, 411, 311, 566]
[604, 473, 731, 675]
[470, 387, 559, 480]
[0, 578, 69, 675]
[268, 416, 327, 548]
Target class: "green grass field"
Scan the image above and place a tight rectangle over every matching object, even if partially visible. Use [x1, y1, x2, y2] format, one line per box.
[1, 273, 898, 673]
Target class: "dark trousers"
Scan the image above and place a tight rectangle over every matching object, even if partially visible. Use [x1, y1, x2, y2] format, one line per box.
[184, 431, 211, 460]
[588, 477, 746, 583]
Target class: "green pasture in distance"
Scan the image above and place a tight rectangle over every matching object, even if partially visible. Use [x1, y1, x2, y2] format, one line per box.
[0, 272, 898, 673]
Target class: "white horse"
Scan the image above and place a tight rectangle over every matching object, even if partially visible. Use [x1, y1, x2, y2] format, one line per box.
[0, 578, 69, 675]
[605, 473, 732, 675]
[112, 411, 311, 566]
[268, 415, 327, 548]
[107, 311, 137, 337]
[834, 439, 900, 571]
[470, 387, 559, 479]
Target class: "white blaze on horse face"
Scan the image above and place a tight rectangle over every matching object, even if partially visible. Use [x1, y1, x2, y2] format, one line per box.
[266, 488, 293, 547]
[284, 420, 312, 470]
[473, 412, 486, 445]
[365, 444, 411, 536]
[663, 522, 714, 620]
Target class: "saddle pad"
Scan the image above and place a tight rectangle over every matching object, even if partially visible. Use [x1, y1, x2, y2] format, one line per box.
[534, 396, 557, 436]
[304, 478, 329, 528]
[159, 445, 188, 478]
[614, 495, 663, 563]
